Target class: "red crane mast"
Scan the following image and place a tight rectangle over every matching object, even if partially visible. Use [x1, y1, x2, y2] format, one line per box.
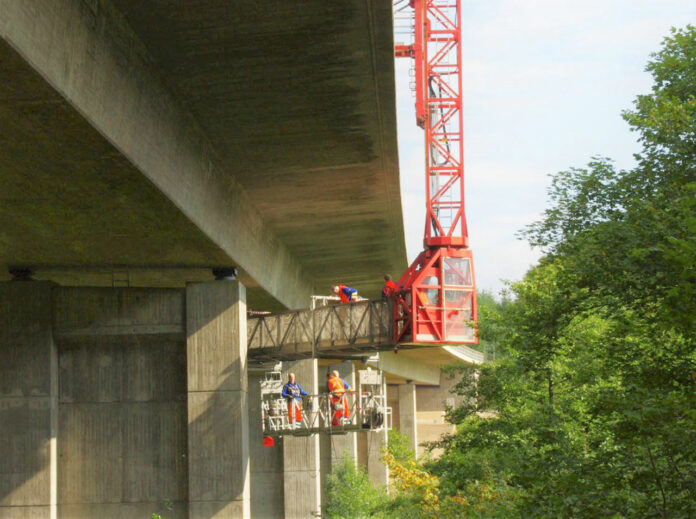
[394, 0, 477, 344]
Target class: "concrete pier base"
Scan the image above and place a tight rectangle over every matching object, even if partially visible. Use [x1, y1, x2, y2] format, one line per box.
[187, 281, 250, 519]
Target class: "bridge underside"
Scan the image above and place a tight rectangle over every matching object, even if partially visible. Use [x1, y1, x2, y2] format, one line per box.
[0, 0, 406, 310]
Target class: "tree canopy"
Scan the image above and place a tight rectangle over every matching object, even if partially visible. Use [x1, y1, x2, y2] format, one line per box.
[324, 25, 695, 519]
[426, 25, 696, 518]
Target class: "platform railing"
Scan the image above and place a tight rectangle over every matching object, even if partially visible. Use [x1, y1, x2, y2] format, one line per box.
[261, 391, 391, 436]
[247, 300, 393, 361]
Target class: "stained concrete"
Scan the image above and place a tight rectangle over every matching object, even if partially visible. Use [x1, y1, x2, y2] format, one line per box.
[0, 0, 406, 308]
[414, 372, 470, 458]
[248, 371, 284, 519]
[187, 281, 250, 518]
[365, 377, 389, 487]
[398, 383, 418, 454]
[370, 350, 441, 385]
[283, 359, 321, 519]
[114, 0, 406, 294]
[0, 282, 57, 518]
[55, 287, 188, 518]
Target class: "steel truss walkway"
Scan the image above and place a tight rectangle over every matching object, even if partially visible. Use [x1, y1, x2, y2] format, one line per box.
[248, 300, 393, 362]
[247, 299, 485, 363]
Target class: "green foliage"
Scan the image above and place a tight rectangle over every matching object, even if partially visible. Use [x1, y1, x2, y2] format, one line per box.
[325, 25, 696, 519]
[423, 25, 696, 518]
[387, 429, 416, 463]
[324, 456, 386, 519]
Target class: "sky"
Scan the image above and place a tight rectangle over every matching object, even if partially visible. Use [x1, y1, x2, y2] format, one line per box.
[394, 0, 695, 296]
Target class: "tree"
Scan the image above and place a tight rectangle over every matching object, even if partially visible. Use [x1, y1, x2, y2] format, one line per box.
[323, 456, 386, 519]
[425, 25, 696, 518]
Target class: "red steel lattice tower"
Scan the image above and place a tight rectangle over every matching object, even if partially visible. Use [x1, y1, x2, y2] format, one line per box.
[394, 0, 477, 344]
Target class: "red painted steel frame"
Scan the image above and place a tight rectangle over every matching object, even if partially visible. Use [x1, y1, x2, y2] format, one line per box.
[394, 0, 478, 344]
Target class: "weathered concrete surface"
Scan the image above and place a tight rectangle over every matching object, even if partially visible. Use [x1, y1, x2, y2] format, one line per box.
[0, 0, 406, 308]
[369, 350, 441, 385]
[283, 359, 321, 519]
[0, 282, 57, 518]
[55, 287, 188, 519]
[398, 383, 418, 454]
[248, 370, 284, 519]
[114, 0, 406, 294]
[366, 376, 389, 487]
[414, 371, 471, 458]
[187, 281, 250, 519]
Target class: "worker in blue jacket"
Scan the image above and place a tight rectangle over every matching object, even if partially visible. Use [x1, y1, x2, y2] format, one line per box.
[333, 284, 359, 303]
[282, 372, 308, 428]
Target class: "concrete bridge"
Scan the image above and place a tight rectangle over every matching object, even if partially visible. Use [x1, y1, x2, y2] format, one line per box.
[0, 1, 481, 518]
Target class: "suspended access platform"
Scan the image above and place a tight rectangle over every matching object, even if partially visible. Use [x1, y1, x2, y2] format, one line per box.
[248, 300, 392, 362]
[247, 299, 482, 363]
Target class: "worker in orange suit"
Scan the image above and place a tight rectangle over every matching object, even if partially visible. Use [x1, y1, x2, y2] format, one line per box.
[333, 284, 359, 303]
[327, 370, 351, 426]
[281, 372, 308, 429]
[382, 274, 398, 298]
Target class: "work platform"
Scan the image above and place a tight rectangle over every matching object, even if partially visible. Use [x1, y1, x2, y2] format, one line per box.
[260, 368, 392, 438]
[247, 299, 484, 363]
[248, 300, 393, 362]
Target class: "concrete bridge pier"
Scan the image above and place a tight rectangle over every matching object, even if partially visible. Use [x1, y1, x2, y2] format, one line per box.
[248, 370, 284, 519]
[0, 281, 57, 519]
[398, 382, 418, 454]
[365, 376, 389, 487]
[282, 359, 322, 519]
[186, 281, 250, 519]
[1, 280, 257, 518]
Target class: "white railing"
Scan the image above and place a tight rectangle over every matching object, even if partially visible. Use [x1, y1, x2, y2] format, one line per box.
[261, 390, 391, 436]
[248, 300, 392, 360]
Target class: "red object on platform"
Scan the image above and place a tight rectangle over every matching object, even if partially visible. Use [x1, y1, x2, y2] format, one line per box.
[263, 436, 275, 447]
[394, 0, 477, 345]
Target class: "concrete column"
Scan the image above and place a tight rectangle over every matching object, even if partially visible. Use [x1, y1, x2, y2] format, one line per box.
[0, 281, 57, 518]
[319, 361, 358, 509]
[187, 281, 249, 519]
[248, 370, 284, 519]
[328, 361, 358, 467]
[398, 382, 418, 454]
[55, 287, 188, 518]
[366, 377, 389, 487]
[282, 359, 321, 519]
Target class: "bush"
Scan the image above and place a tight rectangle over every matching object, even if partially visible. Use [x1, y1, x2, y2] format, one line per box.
[324, 455, 387, 519]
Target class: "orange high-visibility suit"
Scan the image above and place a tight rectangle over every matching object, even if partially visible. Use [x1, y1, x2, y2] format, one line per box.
[327, 375, 349, 426]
